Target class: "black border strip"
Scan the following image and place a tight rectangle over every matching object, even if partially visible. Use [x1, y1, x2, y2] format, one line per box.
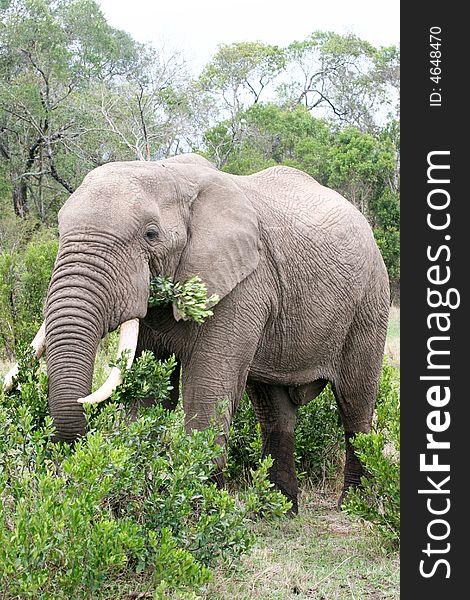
[401, 4, 466, 596]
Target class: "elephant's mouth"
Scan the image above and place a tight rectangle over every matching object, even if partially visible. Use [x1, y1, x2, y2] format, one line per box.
[3, 318, 140, 405]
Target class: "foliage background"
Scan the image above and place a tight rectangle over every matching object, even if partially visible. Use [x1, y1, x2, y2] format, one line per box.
[1, 3, 400, 363]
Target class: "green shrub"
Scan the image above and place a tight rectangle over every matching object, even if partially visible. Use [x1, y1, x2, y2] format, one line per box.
[226, 385, 344, 486]
[0, 232, 58, 358]
[294, 385, 344, 484]
[16, 235, 59, 336]
[0, 351, 290, 598]
[3, 343, 49, 428]
[342, 362, 400, 550]
[371, 188, 400, 298]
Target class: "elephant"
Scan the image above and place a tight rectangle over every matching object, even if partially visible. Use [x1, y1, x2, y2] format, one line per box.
[4, 153, 390, 512]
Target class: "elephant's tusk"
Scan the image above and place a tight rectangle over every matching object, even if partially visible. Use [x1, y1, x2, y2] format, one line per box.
[3, 321, 46, 392]
[77, 318, 139, 405]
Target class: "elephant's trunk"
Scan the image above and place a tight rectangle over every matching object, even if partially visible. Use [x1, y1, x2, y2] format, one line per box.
[22, 230, 148, 442]
[44, 248, 114, 441]
[46, 299, 102, 441]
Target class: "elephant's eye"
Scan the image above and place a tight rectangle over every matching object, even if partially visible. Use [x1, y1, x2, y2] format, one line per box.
[145, 228, 159, 242]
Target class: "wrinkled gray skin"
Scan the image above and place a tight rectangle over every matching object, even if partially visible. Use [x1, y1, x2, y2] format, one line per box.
[45, 154, 389, 512]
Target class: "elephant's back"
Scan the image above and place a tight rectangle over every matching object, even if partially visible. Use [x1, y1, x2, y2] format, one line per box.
[235, 165, 379, 272]
[236, 165, 366, 233]
[234, 166, 388, 383]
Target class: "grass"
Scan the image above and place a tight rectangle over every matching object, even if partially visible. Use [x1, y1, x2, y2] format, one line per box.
[205, 488, 399, 599]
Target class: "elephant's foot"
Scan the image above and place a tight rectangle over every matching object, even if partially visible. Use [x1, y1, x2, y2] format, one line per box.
[210, 453, 226, 489]
[127, 395, 158, 422]
[253, 480, 298, 517]
[269, 468, 299, 516]
[337, 487, 353, 510]
[338, 431, 369, 510]
[282, 489, 299, 516]
[210, 468, 225, 489]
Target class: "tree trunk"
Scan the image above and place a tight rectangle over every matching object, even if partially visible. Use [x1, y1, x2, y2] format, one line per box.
[12, 180, 29, 218]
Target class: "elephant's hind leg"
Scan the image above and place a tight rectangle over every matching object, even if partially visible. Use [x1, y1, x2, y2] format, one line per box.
[332, 295, 388, 508]
[331, 372, 375, 508]
[246, 380, 299, 514]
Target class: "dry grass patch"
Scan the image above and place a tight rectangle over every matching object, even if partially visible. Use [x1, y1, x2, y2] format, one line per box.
[205, 489, 400, 599]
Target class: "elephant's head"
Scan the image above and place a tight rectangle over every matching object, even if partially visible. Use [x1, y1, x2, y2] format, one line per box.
[29, 154, 260, 442]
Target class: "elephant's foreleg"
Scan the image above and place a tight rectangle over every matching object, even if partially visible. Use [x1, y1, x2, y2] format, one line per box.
[181, 359, 252, 488]
[246, 380, 299, 514]
[179, 310, 264, 487]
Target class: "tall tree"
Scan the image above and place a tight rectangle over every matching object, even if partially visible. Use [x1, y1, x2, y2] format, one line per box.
[96, 47, 195, 161]
[0, 0, 141, 219]
[326, 126, 396, 217]
[200, 42, 286, 112]
[203, 103, 332, 175]
[279, 32, 399, 131]
[198, 42, 286, 165]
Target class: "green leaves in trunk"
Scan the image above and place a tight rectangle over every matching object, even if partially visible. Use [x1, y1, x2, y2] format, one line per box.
[148, 275, 220, 324]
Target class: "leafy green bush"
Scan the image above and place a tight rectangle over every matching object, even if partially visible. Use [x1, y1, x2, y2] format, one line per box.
[0, 232, 58, 358]
[16, 235, 59, 335]
[342, 362, 400, 550]
[2, 342, 49, 428]
[226, 385, 344, 486]
[371, 188, 400, 300]
[0, 351, 290, 598]
[295, 385, 344, 483]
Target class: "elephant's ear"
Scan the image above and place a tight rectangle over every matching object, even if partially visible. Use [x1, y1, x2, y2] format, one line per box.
[174, 175, 260, 317]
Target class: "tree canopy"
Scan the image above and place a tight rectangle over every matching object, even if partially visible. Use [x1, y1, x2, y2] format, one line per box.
[0, 0, 400, 298]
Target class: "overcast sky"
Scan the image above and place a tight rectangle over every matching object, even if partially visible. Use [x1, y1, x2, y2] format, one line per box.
[98, 0, 400, 71]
